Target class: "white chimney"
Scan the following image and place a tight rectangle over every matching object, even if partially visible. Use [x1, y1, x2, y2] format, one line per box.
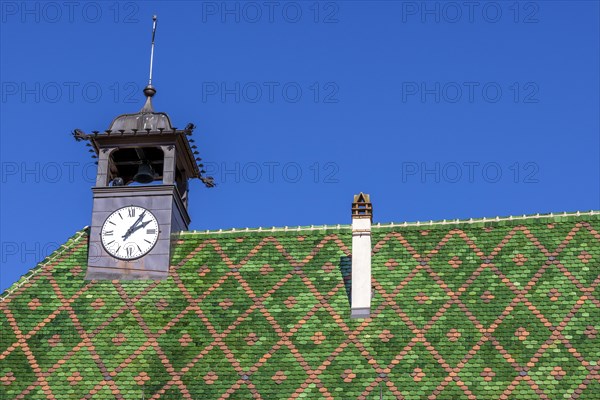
[351, 193, 372, 318]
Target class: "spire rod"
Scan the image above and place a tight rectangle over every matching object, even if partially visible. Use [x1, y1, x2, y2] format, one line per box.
[148, 15, 157, 86]
[141, 15, 157, 111]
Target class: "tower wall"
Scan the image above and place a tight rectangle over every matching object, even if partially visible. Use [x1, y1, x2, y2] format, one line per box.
[85, 185, 190, 280]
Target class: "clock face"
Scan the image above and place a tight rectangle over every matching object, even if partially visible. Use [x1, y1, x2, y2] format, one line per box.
[100, 206, 160, 260]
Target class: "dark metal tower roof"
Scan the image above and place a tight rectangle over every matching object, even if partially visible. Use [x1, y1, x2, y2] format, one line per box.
[108, 85, 173, 131]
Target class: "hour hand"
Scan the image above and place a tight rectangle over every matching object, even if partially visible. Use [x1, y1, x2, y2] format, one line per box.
[134, 220, 151, 232]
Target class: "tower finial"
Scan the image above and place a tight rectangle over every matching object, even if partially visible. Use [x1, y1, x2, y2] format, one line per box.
[141, 15, 157, 112]
[148, 15, 157, 87]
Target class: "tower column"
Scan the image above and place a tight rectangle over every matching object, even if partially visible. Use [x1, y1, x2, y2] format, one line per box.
[161, 145, 176, 184]
[95, 147, 117, 187]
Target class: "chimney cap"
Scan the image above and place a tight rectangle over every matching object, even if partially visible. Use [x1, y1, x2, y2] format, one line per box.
[353, 192, 370, 203]
[352, 192, 373, 220]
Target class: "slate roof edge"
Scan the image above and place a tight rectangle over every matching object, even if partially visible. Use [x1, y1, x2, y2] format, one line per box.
[0, 227, 90, 302]
[180, 210, 600, 236]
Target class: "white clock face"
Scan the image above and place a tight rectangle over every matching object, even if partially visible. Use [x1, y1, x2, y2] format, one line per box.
[100, 206, 159, 260]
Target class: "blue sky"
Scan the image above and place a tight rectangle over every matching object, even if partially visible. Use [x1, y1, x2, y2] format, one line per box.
[1, 1, 598, 292]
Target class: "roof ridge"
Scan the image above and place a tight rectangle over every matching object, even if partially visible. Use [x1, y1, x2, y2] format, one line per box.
[376, 210, 599, 228]
[179, 224, 352, 235]
[0, 227, 89, 302]
[180, 210, 599, 235]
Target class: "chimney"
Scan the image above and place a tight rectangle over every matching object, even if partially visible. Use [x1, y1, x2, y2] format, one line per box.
[351, 192, 372, 318]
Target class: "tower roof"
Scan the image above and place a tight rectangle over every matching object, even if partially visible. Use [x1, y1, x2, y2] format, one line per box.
[71, 83, 203, 183]
[108, 85, 173, 132]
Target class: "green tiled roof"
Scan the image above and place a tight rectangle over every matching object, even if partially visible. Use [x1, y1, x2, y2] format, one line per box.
[1, 213, 599, 399]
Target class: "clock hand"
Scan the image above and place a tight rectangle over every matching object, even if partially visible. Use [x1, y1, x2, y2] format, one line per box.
[123, 220, 152, 240]
[122, 211, 146, 240]
[130, 220, 151, 235]
[140, 220, 151, 229]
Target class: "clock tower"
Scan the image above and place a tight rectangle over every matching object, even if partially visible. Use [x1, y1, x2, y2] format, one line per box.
[73, 16, 213, 280]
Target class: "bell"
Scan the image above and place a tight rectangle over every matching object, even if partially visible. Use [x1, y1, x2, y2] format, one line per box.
[133, 162, 155, 184]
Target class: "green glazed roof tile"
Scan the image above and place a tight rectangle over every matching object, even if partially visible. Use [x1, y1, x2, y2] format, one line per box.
[1, 213, 599, 399]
